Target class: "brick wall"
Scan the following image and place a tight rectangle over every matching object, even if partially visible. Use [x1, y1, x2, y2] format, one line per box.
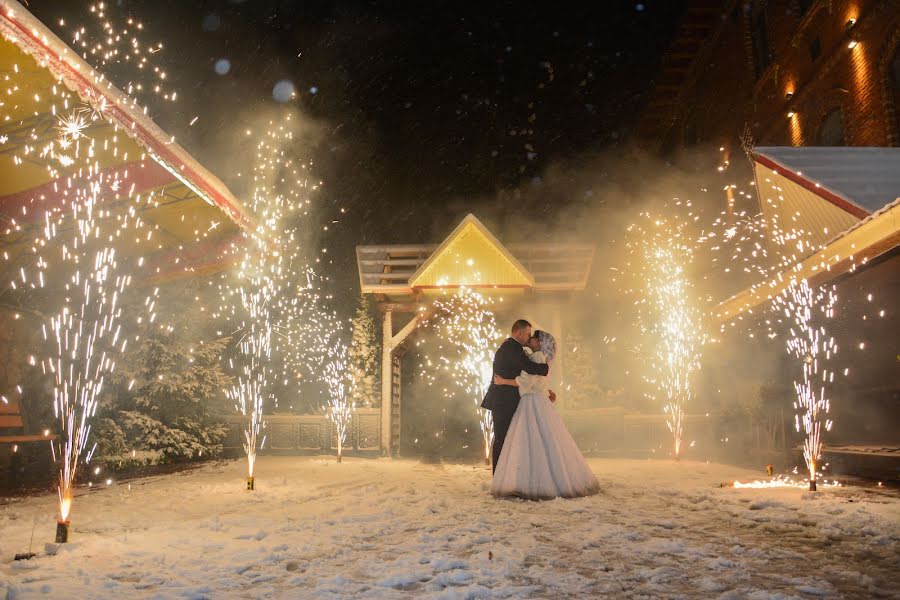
[646, 0, 900, 153]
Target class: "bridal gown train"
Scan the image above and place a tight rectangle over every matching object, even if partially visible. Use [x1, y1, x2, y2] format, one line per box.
[491, 351, 600, 500]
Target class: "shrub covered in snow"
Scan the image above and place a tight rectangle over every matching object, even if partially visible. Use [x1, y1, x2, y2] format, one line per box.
[347, 294, 379, 408]
[99, 329, 232, 464]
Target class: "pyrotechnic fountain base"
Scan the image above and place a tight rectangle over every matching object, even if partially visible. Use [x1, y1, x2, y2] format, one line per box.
[246, 476, 255, 491]
[55, 521, 69, 544]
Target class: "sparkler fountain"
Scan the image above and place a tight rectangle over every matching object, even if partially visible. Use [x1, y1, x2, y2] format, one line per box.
[0, 0, 221, 536]
[224, 115, 327, 484]
[228, 129, 291, 490]
[626, 212, 708, 461]
[773, 279, 837, 491]
[23, 107, 159, 540]
[707, 167, 852, 489]
[324, 336, 351, 461]
[419, 288, 503, 464]
[47, 236, 129, 542]
[17, 95, 182, 539]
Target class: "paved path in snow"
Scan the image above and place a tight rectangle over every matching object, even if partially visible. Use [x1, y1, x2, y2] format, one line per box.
[1, 457, 898, 599]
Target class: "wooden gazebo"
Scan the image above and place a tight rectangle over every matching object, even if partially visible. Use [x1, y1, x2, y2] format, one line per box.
[356, 214, 595, 454]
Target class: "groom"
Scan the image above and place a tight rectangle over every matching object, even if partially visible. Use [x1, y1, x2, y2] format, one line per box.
[481, 319, 549, 473]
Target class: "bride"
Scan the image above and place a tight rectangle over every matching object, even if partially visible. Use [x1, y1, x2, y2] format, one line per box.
[490, 330, 600, 500]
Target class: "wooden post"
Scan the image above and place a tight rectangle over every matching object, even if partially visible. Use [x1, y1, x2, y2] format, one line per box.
[381, 309, 393, 455]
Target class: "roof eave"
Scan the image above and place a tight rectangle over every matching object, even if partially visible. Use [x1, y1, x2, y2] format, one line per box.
[714, 198, 900, 323]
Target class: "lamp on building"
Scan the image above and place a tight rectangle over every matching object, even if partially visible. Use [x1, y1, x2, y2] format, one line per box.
[845, 18, 859, 49]
[785, 91, 794, 101]
[787, 110, 796, 119]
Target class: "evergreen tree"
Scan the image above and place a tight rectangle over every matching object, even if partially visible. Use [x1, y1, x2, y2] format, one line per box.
[108, 335, 233, 462]
[347, 294, 379, 408]
[96, 285, 234, 464]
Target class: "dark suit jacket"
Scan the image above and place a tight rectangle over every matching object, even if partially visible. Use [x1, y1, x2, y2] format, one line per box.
[481, 337, 550, 411]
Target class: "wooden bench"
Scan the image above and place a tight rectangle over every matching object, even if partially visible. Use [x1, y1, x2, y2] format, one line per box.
[0, 400, 54, 489]
[0, 400, 54, 445]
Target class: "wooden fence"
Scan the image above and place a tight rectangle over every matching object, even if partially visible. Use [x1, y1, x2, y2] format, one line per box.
[224, 408, 382, 454]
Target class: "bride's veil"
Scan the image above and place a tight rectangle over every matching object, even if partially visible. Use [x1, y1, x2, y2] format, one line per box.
[535, 330, 557, 362]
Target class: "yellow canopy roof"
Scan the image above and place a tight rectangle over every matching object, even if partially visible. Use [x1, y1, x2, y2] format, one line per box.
[408, 214, 535, 291]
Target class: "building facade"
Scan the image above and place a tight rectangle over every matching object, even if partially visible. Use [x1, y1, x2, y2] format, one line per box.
[636, 0, 900, 154]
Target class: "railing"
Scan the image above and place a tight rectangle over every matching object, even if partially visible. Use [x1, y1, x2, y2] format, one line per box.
[224, 408, 382, 454]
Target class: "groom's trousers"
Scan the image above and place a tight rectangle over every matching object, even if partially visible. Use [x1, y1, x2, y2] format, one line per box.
[490, 397, 520, 473]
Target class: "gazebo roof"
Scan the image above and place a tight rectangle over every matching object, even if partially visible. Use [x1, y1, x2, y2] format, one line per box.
[0, 2, 247, 284]
[714, 147, 900, 322]
[357, 213, 594, 300]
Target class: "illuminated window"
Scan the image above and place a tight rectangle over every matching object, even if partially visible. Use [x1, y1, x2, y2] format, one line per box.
[817, 109, 844, 146]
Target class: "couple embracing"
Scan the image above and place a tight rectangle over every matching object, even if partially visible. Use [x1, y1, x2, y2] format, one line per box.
[482, 319, 600, 500]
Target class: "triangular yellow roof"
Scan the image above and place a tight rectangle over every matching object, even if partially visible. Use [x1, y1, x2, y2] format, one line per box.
[409, 214, 535, 290]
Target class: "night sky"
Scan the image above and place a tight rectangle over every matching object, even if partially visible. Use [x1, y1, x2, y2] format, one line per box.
[30, 0, 687, 292]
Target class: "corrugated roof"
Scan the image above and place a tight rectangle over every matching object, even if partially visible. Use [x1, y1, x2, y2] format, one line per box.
[753, 160, 860, 252]
[754, 147, 900, 215]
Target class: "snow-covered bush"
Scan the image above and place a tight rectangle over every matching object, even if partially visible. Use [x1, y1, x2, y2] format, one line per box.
[347, 294, 379, 407]
[100, 327, 232, 464]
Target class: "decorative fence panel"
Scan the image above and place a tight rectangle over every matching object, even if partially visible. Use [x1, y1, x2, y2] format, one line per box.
[224, 409, 382, 455]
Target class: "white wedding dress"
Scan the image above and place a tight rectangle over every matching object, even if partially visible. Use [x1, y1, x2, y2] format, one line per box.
[491, 351, 600, 500]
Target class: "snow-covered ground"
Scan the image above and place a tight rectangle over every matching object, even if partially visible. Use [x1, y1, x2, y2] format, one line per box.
[1, 457, 898, 599]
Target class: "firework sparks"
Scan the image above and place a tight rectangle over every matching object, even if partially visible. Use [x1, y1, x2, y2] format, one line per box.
[0, 1, 252, 522]
[323, 334, 351, 461]
[705, 164, 859, 490]
[419, 288, 503, 464]
[732, 474, 841, 489]
[773, 278, 837, 491]
[625, 211, 708, 460]
[219, 115, 331, 483]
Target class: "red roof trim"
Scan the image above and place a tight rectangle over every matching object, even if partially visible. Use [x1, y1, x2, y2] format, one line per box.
[412, 284, 531, 290]
[753, 152, 870, 220]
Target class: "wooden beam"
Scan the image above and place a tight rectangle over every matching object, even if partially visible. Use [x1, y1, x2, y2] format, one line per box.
[375, 302, 421, 313]
[359, 259, 425, 266]
[392, 312, 422, 347]
[363, 285, 415, 295]
[362, 272, 415, 281]
[381, 309, 394, 454]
